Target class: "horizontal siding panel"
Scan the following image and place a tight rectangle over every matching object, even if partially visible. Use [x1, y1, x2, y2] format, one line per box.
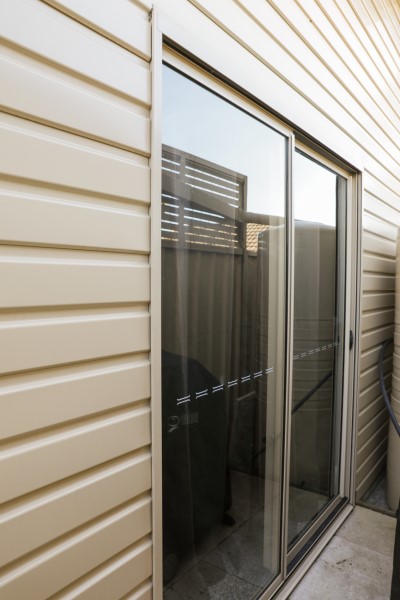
[362, 253, 395, 275]
[358, 377, 390, 412]
[364, 192, 400, 224]
[363, 213, 398, 241]
[270, 0, 400, 142]
[356, 432, 388, 482]
[121, 584, 152, 600]
[363, 233, 396, 257]
[358, 397, 387, 431]
[362, 274, 395, 293]
[334, 0, 400, 100]
[0, 54, 150, 154]
[54, 547, 152, 600]
[359, 358, 391, 391]
[0, 501, 151, 600]
[0, 453, 151, 567]
[0, 312, 150, 375]
[0, 188, 150, 252]
[0, 114, 150, 203]
[53, 544, 152, 600]
[361, 324, 394, 352]
[361, 308, 395, 331]
[0, 259, 150, 308]
[0, 407, 151, 503]
[0, 358, 150, 440]
[0, 0, 150, 105]
[356, 453, 387, 499]
[350, 0, 400, 79]
[361, 292, 395, 312]
[364, 171, 400, 213]
[42, 0, 151, 60]
[357, 413, 388, 448]
[191, 0, 400, 187]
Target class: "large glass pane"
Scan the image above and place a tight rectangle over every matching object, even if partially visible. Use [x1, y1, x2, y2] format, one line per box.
[288, 150, 346, 548]
[162, 65, 287, 599]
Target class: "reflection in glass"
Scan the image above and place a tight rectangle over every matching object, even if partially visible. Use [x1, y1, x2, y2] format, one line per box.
[288, 151, 346, 548]
[162, 66, 287, 599]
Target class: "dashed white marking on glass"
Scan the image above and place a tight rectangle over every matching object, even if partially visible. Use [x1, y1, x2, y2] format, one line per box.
[177, 397, 191, 405]
[212, 385, 223, 393]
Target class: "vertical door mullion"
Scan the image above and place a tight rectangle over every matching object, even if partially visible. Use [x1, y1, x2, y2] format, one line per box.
[281, 131, 295, 580]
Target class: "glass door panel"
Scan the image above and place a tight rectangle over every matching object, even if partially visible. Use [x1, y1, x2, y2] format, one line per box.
[288, 150, 347, 549]
[161, 65, 287, 599]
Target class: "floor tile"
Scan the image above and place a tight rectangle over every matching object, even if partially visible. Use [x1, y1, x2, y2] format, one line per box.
[289, 558, 390, 600]
[318, 535, 393, 597]
[164, 560, 260, 600]
[337, 506, 396, 557]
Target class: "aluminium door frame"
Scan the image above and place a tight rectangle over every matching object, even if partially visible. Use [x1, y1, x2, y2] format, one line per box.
[150, 9, 362, 599]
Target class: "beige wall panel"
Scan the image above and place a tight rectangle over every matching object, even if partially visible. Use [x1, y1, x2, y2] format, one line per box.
[0, 406, 150, 503]
[0, 259, 149, 308]
[0, 358, 150, 439]
[0, 500, 151, 600]
[0, 115, 150, 203]
[356, 452, 387, 499]
[122, 584, 153, 600]
[55, 546, 152, 600]
[362, 308, 394, 330]
[358, 413, 388, 448]
[0, 0, 150, 105]
[356, 434, 388, 483]
[364, 171, 400, 212]
[334, 0, 400, 95]
[350, 0, 400, 76]
[358, 378, 390, 412]
[359, 359, 391, 391]
[0, 53, 150, 154]
[361, 343, 393, 370]
[364, 193, 399, 224]
[361, 324, 394, 352]
[362, 274, 395, 293]
[362, 233, 396, 257]
[191, 0, 400, 184]
[0, 188, 150, 252]
[0, 453, 151, 566]
[42, 0, 151, 59]
[363, 213, 398, 240]
[272, 0, 400, 127]
[363, 254, 395, 275]
[358, 398, 387, 431]
[0, 0, 152, 595]
[53, 544, 152, 600]
[0, 312, 150, 375]
[361, 291, 395, 312]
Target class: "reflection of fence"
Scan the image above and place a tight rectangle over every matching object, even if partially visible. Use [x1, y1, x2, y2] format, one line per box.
[161, 145, 246, 251]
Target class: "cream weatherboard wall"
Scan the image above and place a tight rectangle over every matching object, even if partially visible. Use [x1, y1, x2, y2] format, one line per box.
[0, 0, 152, 598]
[1, 0, 400, 599]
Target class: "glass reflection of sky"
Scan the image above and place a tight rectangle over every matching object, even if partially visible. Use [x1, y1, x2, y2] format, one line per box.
[295, 152, 337, 227]
[163, 65, 339, 227]
[162, 65, 286, 217]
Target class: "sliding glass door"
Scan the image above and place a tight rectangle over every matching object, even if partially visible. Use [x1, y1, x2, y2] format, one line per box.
[288, 149, 347, 558]
[160, 57, 353, 600]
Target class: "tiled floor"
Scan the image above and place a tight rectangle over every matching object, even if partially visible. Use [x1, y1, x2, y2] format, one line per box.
[289, 506, 397, 600]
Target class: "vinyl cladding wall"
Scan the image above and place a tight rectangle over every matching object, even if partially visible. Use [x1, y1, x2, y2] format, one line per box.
[155, 0, 400, 501]
[0, 1, 152, 598]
